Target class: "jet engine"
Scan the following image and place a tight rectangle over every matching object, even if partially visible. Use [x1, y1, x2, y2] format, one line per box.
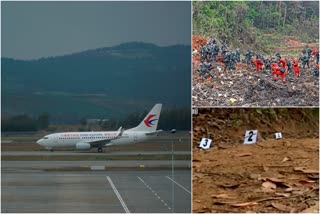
[76, 142, 91, 150]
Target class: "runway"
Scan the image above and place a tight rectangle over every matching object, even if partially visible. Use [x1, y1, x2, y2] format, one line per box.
[2, 170, 191, 213]
[2, 151, 190, 156]
[2, 160, 191, 169]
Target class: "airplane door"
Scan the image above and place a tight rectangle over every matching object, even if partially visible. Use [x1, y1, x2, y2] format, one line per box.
[53, 136, 58, 144]
[134, 133, 138, 142]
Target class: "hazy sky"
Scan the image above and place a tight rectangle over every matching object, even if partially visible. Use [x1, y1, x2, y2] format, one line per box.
[1, 1, 191, 60]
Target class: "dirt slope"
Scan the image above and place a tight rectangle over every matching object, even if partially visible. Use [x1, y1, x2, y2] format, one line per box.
[193, 108, 319, 213]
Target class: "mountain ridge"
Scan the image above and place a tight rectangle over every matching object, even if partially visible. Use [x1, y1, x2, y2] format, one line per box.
[2, 42, 191, 123]
[2, 42, 190, 61]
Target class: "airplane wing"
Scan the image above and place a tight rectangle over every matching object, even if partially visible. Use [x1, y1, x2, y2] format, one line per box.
[89, 140, 112, 147]
[145, 130, 163, 136]
[88, 127, 123, 147]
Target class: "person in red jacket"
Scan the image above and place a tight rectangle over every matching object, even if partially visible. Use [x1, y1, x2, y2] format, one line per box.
[271, 62, 287, 83]
[311, 48, 318, 56]
[312, 48, 319, 64]
[279, 67, 287, 83]
[292, 58, 300, 78]
[253, 58, 264, 71]
[279, 57, 289, 72]
[271, 62, 279, 80]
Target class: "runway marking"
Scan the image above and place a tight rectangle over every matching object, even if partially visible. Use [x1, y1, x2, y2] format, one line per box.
[166, 176, 191, 194]
[54, 175, 89, 177]
[106, 176, 130, 213]
[137, 176, 171, 211]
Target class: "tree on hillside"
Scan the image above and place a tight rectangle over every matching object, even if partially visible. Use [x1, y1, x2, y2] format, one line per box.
[193, 1, 319, 48]
[99, 107, 191, 131]
[1, 115, 37, 132]
[37, 112, 49, 129]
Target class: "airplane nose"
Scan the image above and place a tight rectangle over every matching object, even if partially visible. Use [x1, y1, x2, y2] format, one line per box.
[36, 139, 43, 145]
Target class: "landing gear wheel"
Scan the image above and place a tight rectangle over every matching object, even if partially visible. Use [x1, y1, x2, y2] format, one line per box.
[98, 147, 103, 153]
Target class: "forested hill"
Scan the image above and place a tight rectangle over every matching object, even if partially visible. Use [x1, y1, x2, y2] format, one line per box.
[2, 42, 191, 123]
[193, 1, 319, 52]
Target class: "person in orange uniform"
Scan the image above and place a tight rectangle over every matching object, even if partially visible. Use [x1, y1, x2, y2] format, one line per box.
[278, 57, 288, 83]
[271, 61, 279, 80]
[253, 57, 264, 71]
[271, 61, 287, 84]
[292, 58, 300, 78]
[279, 58, 287, 69]
[279, 67, 287, 83]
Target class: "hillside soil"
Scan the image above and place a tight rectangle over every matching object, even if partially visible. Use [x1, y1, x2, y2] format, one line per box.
[192, 35, 319, 107]
[193, 138, 319, 213]
[193, 109, 319, 213]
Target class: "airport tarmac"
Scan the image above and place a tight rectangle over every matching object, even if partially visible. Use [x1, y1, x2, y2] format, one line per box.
[1, 170, 191, 213]
[2, 151, 190, 156]
[2, 160, 190, 169]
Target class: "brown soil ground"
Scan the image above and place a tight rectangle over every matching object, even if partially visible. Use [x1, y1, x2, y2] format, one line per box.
[193, 109, 319, 213]
[193, 138, 319, 213]
[276, 36, 318, 53]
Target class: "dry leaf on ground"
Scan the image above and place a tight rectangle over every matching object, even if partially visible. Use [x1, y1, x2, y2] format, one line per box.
[235, 152, 253, 157]
[262, 181, 277, 189]
[230, 202, 258, 207]
[299, 179, 316, 184]
[271, 202, 292, 212]
[294, 167, 319, 174]
[218, 183, 241, 188]
[211, 194, 235, 199]
[282, 157, 290, 162]
[275, 192, 291, 197]
[265, 177, 285, 183]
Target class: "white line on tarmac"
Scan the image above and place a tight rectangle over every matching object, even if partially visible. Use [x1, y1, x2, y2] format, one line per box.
[54, 175, 87, 177]
[137, 176, 171, 211]
[166, 176, 191, 194]
[106, 176, 130, 213]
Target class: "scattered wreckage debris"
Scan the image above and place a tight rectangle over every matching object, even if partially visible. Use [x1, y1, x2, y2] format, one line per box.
[192, 35, 319, 107]
[193, 65, 319, 107]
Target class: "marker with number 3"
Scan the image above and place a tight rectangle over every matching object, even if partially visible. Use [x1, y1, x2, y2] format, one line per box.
[199, 138, 212, 149]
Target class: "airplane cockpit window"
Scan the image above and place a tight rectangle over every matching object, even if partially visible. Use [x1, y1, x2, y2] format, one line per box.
[43, 137, 49, 139]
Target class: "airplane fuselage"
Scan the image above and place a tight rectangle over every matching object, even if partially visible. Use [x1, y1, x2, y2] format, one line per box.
[37, 130, 150, 149]
[36, 103, 162, 152]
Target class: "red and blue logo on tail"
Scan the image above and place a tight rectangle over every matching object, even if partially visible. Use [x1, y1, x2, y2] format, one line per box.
[144, 115, 158, 127]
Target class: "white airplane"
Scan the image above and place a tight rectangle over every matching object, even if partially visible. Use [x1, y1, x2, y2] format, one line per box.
[36, 104, 162, 152]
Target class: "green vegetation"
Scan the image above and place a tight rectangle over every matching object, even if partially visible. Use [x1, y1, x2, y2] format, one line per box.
[87, 107, 191, 131]
[1, 113, 49, 132]
[1, 106, 190, 131]
[193, 1, 319, 52]
[2, 42, 191, 124]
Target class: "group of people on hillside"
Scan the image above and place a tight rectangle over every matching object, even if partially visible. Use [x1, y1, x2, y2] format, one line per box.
[197, 38, 319, 84]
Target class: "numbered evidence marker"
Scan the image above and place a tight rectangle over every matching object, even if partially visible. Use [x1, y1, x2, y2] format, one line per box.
[199, 138, 213, 149]
[192, 108, 198, 115]
[274, 132, 282, 139]
[243, 130, 258, 144]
